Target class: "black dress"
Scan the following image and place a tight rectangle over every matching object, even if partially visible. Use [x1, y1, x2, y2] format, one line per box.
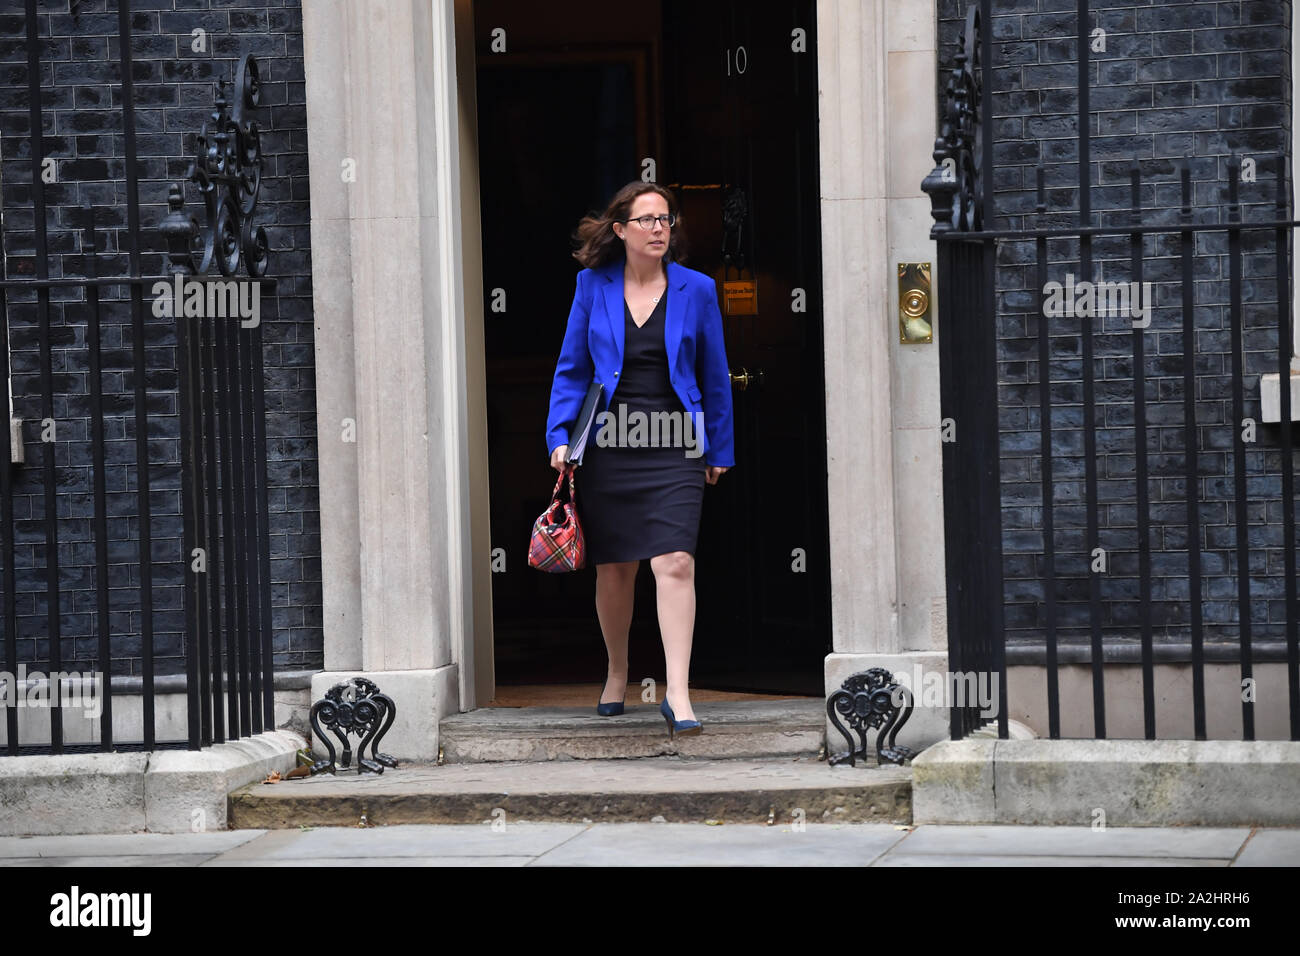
[576, 292, 707, 564]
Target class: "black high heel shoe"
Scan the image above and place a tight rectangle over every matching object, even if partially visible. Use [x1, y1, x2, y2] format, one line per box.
[597, 678, 625, 716]
[660, 697, 702, 738]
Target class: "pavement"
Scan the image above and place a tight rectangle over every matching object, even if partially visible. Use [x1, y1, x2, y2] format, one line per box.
[0, 823, 1295, 866]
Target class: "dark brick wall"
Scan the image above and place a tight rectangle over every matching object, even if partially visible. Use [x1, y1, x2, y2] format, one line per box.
[936, 0, 1295, 651]
[0, 0, 321, 676]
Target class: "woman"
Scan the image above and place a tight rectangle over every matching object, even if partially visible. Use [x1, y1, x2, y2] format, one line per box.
[545, 181, 735, 738]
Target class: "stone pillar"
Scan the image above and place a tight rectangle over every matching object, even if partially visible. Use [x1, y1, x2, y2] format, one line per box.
[301, 0, 361, 677]
[818, 0, 950, 750]
[302, 0, 488, 760]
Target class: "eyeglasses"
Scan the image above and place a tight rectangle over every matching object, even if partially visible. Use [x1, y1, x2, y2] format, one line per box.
[620, 213, 676, 230]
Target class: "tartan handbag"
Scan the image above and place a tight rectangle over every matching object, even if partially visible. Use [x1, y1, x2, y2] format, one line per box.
[528, 463, 585, 572]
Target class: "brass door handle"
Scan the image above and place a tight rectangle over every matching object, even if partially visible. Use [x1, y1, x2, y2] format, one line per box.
[898, 262, 933, 344]
[729, 367, 763, 391]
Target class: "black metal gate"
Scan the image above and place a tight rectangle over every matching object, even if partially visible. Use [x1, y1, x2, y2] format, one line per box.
[924, 0, 1300, 741]
[0, 0, 274, 754]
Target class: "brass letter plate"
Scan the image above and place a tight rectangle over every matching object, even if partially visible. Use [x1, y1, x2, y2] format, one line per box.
[723, 279, 757, 316]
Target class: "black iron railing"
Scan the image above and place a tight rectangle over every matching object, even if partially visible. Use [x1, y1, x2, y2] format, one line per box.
[0, 0, 274, 754]
[923, 0, 1300, 742]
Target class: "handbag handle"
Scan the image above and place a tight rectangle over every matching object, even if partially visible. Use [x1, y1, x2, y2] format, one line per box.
[546, 463, 578, 524]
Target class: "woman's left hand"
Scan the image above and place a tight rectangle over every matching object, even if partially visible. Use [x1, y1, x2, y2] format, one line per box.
[705, 465, 729, 485]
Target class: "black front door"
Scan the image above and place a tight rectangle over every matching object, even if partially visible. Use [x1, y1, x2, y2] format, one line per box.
[475, 0, 829, 695]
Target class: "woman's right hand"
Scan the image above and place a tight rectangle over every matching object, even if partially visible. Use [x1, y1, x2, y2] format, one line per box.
[550, 445, 569, 472]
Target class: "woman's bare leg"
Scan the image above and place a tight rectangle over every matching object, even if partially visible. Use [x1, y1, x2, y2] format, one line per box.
[595, 560, 639, 704]
[650, 550, 696, 722]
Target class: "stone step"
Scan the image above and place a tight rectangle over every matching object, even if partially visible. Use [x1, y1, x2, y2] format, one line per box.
[436, 699, 827, 762]
[229, 756, 912, 828]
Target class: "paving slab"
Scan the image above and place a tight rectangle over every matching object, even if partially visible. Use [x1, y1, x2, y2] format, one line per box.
[0, 830, 265, 859]
[0, 822, 1288, 866]
[229, 757, 912, 827]
[1232, 829, 1300, 866]
[0, 854, 218, 867]
[529, 821, 909, 866]
[209, 822, 587, 860]
[888, 824, 1251, 859]
[201, 856, 534, 867]
[874, 855, 1232, 867]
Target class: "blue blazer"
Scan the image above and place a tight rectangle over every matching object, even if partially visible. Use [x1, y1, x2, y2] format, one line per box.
[546, 258, 735, 467]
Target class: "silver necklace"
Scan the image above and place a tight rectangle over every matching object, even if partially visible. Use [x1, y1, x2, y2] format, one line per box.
[627, 273, 665, 304]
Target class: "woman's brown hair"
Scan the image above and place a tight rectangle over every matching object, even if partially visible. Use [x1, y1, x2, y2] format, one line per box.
[572, 181, 688, 269]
